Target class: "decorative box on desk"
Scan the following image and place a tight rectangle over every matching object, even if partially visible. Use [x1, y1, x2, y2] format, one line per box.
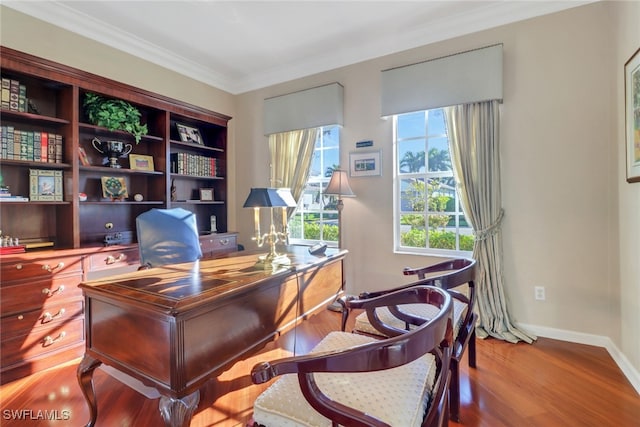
[77, 247, 346, 427]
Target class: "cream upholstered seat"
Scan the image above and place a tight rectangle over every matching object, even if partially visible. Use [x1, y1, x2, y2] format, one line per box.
[251, 285, 453, 427]
[354, 299, 467, 338]
[345, 258, 476, 423]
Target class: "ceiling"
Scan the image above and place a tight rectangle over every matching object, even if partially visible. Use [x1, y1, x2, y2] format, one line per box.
[4, 1, 593, 94]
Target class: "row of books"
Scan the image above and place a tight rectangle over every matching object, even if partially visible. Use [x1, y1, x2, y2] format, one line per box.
[170, 152, 220, 177]
[1, 76, 27, 112]
[0, 126, 63, 163]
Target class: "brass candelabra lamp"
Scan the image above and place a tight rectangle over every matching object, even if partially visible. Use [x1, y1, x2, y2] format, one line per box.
[243, 187, 297, 268]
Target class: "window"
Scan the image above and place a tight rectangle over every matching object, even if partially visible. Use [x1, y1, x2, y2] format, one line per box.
[394, 109, 474, 255]
[288, 125, 341, 245]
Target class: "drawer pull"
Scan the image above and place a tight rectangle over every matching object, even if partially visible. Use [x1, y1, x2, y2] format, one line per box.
[43, 331, 66, 346]
[42, 285, 65, 297]
[15, 264, 23, 270]
[43, 308, 66, 323]
[42, 262, 65, 273]
[17, 314, 24, 320]
[220, 239, 230, 246]
[105, 254, 125, 265]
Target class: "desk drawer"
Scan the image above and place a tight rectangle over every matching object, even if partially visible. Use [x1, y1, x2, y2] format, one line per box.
[87, 248, 140, 272]
[1, 255, 83, 281]
[1, 275, 83, 315]
[1, 317, 84, 368]
[1, 300, 84, 338]
[200, 234, 237, 256]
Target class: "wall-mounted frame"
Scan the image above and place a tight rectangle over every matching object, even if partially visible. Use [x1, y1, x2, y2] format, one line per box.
[625, 47, 640, 183]
[101, 176, 128, 200]
[29, 169, 63, 201]
[129, 154, 155, 171]
[200, 188, 214, 201]
[176, 123, 204, 145]
[349, 150, 381, 177]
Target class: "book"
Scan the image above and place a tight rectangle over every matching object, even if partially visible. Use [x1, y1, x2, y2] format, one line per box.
[40, 131, 48, 162]
[78, 146, 90, 166]
[6, 126, 14, 159]
[9, 79, 19, 111]
[34, 131, 41, 161]
[0, 196, 29, 202]
[48, 132, 55, 163]
[55, 134, 62, 163]
[1, 77, 9, 110]
[1, 125, 6, 159]
[13, 129, 21, 160]
[18, 84, 26, 112]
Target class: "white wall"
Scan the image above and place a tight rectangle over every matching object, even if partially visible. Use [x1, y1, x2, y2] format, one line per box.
[613, 0, 640, 386]
[2, 1, 638, 388]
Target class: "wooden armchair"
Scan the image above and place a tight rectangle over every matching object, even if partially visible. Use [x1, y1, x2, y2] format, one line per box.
[344, 258, 476, 422]
[251, 285, 453, 427]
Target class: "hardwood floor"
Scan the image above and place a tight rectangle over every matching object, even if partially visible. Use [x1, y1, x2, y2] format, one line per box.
[1, 308, 639, 426]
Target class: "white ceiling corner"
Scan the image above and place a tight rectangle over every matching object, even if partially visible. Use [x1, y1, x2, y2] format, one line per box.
[3, 1, 597, 94]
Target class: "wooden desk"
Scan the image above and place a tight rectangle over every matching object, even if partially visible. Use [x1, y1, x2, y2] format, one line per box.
[76, 246, 346, 427]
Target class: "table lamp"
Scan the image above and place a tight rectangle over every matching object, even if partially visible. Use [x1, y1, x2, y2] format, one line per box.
[243, 187, 297, 268]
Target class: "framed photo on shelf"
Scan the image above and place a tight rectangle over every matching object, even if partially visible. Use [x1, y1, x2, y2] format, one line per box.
[200, 188, 214, 201]
[625, 47, 640, 183]
[129, 154, 155, 171]
[101, 176, 128, 200]
[349, 150, 381, 177]
[176, 123, 204, 145]
[30, 169, 63, 201]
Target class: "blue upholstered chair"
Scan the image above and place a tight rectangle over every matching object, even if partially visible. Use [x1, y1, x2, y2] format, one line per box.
[135, 208, 202, 269]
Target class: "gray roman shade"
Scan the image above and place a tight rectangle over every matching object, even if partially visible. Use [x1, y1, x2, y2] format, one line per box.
[264, 83, 344, 135]
[381, 44, 503, 117]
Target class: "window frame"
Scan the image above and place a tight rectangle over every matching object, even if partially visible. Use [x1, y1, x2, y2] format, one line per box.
[393, 110, 473, 257]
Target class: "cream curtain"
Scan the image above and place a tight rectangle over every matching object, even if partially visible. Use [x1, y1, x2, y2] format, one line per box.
[268, 128, 318, 221]
[445, 100, 535, 344]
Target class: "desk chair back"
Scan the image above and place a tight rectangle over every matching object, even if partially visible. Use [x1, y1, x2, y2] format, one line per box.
[136, 208, 202, 268]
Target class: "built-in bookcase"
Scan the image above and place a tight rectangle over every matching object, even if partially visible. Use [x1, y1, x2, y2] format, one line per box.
[0, 46, 231, 249]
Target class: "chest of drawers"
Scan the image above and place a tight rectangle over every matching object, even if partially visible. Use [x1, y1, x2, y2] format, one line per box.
[0, 254, 85, 383]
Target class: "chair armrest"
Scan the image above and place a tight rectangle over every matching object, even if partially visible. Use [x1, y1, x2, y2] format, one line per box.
[252, 286, 453, 427]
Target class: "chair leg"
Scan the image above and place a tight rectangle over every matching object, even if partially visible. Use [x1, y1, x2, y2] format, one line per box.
[468, 327, 477, 369]
[449, 359, 461, 423]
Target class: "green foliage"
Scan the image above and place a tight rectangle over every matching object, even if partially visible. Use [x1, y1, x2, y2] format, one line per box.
[83, 93, 148, 143]
[400, 228, 474, 251]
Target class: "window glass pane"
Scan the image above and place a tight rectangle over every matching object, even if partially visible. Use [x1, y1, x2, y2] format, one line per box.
[398, 140, 426, 173]
[400, 213, 426, 248]
[427, 137, 451, 172]
[400, 178, 425, 212]
[397, 111, 425, 139]
[290, 125, 340, 245]
[427, 108, 447, 135]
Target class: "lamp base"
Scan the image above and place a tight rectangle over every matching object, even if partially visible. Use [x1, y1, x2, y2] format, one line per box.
[255, 253, 291, 269]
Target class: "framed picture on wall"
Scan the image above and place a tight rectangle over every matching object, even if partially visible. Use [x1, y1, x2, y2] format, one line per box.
[349, 150, 381, 177]
[625, 47, 640, 183]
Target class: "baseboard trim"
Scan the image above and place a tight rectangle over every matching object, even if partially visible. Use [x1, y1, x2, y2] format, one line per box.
[518, 323, 640, 395]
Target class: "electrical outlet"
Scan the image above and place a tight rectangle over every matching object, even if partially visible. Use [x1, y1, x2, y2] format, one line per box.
[534, 286, 546, 301]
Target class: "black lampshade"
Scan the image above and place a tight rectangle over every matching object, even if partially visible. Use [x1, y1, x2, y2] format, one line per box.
[243, 188, 297, 208]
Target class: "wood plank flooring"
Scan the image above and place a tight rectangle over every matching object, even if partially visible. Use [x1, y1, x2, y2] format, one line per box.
[1, 308, 639, 426]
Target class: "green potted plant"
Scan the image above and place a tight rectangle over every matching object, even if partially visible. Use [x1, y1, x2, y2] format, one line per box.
[83, 92, 148, 143]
